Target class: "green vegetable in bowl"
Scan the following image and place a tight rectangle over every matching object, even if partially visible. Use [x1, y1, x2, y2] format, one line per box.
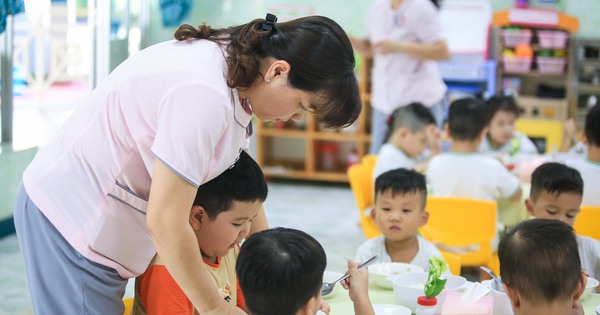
[424, 256, 448, 298]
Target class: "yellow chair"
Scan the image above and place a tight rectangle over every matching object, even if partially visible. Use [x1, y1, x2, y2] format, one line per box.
[574, 205, 600, 241]
[419, 197, 497, 268]
[123, 297, 133, 315]
[440, 251, 462, 276]
[347, 155, 382, 239]
[515, 119, 564, 153]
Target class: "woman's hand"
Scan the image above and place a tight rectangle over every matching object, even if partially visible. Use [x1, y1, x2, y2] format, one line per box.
[373, 40, 405, 55]
[349, 36, 373, 57]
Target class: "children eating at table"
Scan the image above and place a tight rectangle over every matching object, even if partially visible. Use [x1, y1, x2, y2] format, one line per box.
[131, 151, 268, 314]
[525, 162, 600, 280]
[373, 102, 440, 179]
[356, 168, 443, 270]
[498, 219, 586, 315]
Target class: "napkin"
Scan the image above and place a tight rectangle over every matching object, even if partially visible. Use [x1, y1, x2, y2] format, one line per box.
[441, 283, 494, 315]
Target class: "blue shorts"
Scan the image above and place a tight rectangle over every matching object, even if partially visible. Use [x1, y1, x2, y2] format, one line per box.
[13, 183, 128, 315]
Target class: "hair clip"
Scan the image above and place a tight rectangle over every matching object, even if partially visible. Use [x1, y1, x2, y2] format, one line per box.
[261, 13, 278, 32]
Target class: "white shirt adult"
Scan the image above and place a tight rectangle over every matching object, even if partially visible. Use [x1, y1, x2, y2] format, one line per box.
[566, 159, 600, 206]
[23, 40, 251, 278]
[356, 235, 442, 271]
[366, 0, 447, 115]
[426, 153, 521, 201]
[577, 235, 600, 280]
[373, 143, 417, 180]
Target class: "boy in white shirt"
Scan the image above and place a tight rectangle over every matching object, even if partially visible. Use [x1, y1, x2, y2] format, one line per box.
[566, 104, 600, 206]
[373, 103, 441, 180]
[498, 219, 586, 315]
[427, 98, 522, 202]
[356, 168, 443, 271]
[525, 162, 600, 280]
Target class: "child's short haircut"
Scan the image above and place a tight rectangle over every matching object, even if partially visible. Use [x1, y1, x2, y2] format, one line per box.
[484, 95, 520, 124]
[385, 102, 436, 141]
[193, 151, 268, 219]
[585, 104, 600, 147]
[448, 98, 486, 141]
[236, 227, 326, 315]
[375, 168, 427, 209]
[498, 219, 581, 303]
[530, 162, 583, 201]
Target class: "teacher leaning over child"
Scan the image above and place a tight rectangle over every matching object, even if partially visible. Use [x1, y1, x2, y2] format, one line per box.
[13, 14, 361, 315]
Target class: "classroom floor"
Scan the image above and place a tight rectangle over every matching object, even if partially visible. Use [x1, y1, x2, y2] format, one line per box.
[0, 180, 365, 315]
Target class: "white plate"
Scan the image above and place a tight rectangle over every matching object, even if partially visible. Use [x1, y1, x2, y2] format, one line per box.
[373, 304, 412, 315]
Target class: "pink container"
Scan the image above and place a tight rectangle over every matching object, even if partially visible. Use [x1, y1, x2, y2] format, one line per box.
[537, 30, 569, 49]
[503, 56, 532, 73]
[536, 56, 566, 74]
[501, 29, 532, 47]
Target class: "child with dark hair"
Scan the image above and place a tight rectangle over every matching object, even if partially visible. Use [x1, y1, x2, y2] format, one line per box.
[525, 162, 600, 280]
[132, 151, 268, 314]
[479, 95, 538, 155]
[427, 98, 522, 202]
[237, 227, 375, 315]
[566, 104, 600, 205]
[498, 219, 587, 315]
[373, 103, 441, 179]
[357, 168, 443, 270]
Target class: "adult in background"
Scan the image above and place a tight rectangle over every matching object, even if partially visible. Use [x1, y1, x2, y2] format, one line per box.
[351, 0, 448, 154]
[14, 14, 361, 315]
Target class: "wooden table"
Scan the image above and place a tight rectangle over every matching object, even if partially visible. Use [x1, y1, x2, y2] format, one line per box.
[325, 283, 600, 315]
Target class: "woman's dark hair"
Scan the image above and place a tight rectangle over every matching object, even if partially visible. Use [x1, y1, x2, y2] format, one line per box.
[237, 227, 327, 315]
[174, 15, 361, 129]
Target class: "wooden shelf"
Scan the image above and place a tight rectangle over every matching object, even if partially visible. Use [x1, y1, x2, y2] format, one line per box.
[578, 83, 600, 94]
[581, 60, 600, 67]
[502, 71, 567, 78]
[259, 128, 308, 138]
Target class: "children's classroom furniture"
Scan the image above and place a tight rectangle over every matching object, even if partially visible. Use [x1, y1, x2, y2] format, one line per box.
[574, 205, 600, 241]
[123, 297, 133, 315]
[347, 154, 381, 239]
[515, 118, 564, 153]
[569, 39, 600, 128]
[419, 197, 497, 269]
[440, 251, 462, 276]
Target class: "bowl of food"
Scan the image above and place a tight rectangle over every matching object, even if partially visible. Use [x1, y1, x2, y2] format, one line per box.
[481, 279, 514, 315]
[322, 271, 344, 299]
[373, 304, 411, 315]
[369, 262, 424, 289]
[391, 272, 467, 312]
[581, 276, 599, 301]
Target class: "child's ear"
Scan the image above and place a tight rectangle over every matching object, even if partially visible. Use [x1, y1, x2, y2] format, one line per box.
[419, 210, 429, 227]
[572, 271, 588, 301]
[581, 133, 588, 145]
[503, 284, 521, 310]
[397, 127, 410, 138]
[189, 206, 206, 231]
[524, 198, 535, 216]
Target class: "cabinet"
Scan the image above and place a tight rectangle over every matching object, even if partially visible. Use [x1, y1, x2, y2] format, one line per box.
[254, 58, 372, 183]
[492, 8, 579, 121]
[569, 39, 600, 127]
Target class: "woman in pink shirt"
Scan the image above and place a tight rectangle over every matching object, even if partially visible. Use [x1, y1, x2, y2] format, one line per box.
[351, 0, 449, 154]
[14, 14, 360, 315]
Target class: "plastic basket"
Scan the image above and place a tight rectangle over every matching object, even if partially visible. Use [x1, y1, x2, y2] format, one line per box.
[501, 29, 532, 47]
[537, 30, 569, 49]
[536, 56, 566, 74]
[503, 56, 532, 73]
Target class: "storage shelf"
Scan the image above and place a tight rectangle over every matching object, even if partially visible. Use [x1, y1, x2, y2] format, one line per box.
[502, 71, 567, 78]
[259, 128, 308, 138]
[578, 83, 600, 93]
[581, 60, 600, 67]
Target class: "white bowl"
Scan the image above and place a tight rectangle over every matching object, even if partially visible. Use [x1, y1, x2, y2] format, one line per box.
[581, 276, 599, 301]
[369, 262, 424, 289]
[373, 304, 411, 315]
[482, 279, 514, 315]
[391, 272, 467, 312]
[322, 271, 344, 299]
[595, 305, 600, 315]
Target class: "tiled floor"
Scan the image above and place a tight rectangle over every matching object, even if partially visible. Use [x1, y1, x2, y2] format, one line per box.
[0, 180, 365, 314]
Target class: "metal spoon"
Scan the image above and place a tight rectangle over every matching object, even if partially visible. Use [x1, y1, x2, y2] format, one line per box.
[480, 266, 504, 292]
[321, 255, 378, 296]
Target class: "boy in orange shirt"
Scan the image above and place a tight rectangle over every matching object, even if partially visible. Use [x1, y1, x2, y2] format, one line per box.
[132, 151, 268, 314]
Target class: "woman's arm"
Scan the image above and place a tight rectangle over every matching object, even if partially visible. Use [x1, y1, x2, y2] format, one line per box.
[147, 159, 245, 315]
[349, 36, 373, 57]
[373, 39, 449, 60]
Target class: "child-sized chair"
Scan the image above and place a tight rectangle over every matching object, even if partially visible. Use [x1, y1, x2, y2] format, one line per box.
[347, 155, 382, 239]
[123, 297, 133, 315]
[440, 251, 462, 276]
[515, 119, 563, 153]
[574, 205, 600, 241]
[419, 197, 497, 269]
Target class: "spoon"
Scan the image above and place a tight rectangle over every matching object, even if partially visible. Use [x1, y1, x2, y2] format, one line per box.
[480, 266, 504, 292]
[321, 255, 379, 296]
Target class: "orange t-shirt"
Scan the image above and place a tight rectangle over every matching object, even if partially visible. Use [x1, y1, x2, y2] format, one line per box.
[133, 246, 245, 315]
